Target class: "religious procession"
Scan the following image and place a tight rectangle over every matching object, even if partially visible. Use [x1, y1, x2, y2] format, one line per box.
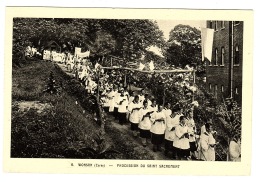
[11, 18, 243, 162]
[40, 46, 241, 162]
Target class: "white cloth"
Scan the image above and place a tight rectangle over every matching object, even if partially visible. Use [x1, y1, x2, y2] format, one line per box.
[149, 61, 155, 71]
[117, 95, 129, 113]
[138, 94, 145, 105]
[113, 91, 120, 108]
[108, 91, 116, 112]
[150, 111, 166, 135]
[173, 124, 190, 150]
[199, 132, 215, 161]
[187, 118, 196, 142]
[229, 140, 241, 162]
[128, 101, 142, 124]
[139, 107, 152, 130]
[165, 113, 182, 141]
[149, 105, 158, 112]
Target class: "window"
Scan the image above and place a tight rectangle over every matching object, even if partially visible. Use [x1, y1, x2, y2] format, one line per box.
[221, 21, 225, 29]
[214, 48, 218, 65]
[209, 21, 213, 28]
[214, 21, 218, 31]
[221, 85, 224, 92]
[221, 47, 225, 66]
[234, 45, 240, 65]
[214, 85, 218, 97]
[235, 87, 239, 95]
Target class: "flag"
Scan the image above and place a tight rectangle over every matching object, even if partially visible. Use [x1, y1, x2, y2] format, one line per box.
[77, 50, 90, 58]
[74, 47, 81, 56]
[139, 62, 145, 70]
[201, 28, 214, 62]
[149, 61, 155, 71]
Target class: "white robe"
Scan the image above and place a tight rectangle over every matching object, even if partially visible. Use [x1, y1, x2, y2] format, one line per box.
[117, 95, 129, 113]
[128, 102, 142, 124]
[199, 132, 215, 161]
[150, 111, 166, 135]
[139, 107, 152, 130]
[187, 118, 196, 142]
[107, 91, 116, 112]
[173, 124, 190, 150]
[165, 113, 182, 141]
[229, 140, 241, 162]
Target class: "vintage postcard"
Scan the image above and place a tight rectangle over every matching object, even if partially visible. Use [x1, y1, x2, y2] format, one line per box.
[4, 7, 253, 175]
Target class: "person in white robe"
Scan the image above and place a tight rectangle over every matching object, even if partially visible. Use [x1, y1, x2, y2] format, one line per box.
[102, 87, 112, 112]
[106, 87, 116, 114]
[164, 107, 183, 158]
[150, 104, 166, 152]
[126, 91, 135, 122]
[186, 110, 198, 159]
[138, 89, 145, 105]
[229, 135, 241, 162]
[113, 86, 120, 120]
[138, 101, 153, 147]
[143, 94, 152, 107]
[117, 89, 129, 125]
[149, 99, 158, 112]
[199, 123, 216, 161]
[128, 96, 142, 137]
[173, 116, 190, 160]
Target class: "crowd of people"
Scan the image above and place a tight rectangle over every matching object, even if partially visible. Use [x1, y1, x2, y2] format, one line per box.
[42, 49, 241, 162]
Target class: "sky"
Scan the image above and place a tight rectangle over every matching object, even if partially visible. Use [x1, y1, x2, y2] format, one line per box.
[155, 20, 207, 40]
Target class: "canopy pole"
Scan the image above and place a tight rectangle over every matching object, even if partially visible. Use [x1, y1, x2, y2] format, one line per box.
[192, 70, 196, 102]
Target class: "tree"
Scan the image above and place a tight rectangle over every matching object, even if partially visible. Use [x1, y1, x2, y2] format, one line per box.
[164, 24, 201, 68]
[99, 19, 165, 60]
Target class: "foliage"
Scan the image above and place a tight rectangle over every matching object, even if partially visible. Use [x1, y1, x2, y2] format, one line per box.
[164, 24, 201, 68]
[12, 18, 165, 66]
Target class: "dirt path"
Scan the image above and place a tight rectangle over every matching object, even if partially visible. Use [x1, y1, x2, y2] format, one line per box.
[106, 115, 171, 160]
[56, 63, 171, 160]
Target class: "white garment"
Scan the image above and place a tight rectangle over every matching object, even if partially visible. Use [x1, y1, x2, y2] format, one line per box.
[150, 111, 166, 135]
[107, 90, 116, 112]
[187, 118, 196, 142]
[138, 94, 145, 104]
[173, 124, 190, 150]
[199, 132, 215, 161]
[139, 107, 152, 130]
[229, 140, 241, 162]
[149, 105, 158, 112]
[117, 95, 129, 113]
[128, 101, 142, 124]
[165, 113, 182, 141]
[113, 91, 120, 108]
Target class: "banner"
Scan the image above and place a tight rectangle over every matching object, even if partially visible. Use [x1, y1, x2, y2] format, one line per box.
[201, 28, 214, 62]
[77, 50, 90, 58]
[74, 47, 81, 56]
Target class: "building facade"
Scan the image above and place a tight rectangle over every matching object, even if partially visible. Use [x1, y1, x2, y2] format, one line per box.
[206, 21, 243, 105]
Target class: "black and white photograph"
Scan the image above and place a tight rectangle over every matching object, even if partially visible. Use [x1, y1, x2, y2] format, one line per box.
[3, 7, 253, 175]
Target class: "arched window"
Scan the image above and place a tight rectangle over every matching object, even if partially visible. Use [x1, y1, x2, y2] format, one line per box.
[221, 47, 225, 66]
[209, 21, 213, 29]
[214, 21, 218, 31]
[221, 85, 224, 92]
[221, 21, 225, 29]
[234, 45, 240, 65]
[215, 48, 218, 65]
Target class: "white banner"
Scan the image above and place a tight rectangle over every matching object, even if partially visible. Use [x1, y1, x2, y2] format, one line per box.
[77, 51, 90, 58]
[74, 47, 81, 56]
[201, 28, 214, 62]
